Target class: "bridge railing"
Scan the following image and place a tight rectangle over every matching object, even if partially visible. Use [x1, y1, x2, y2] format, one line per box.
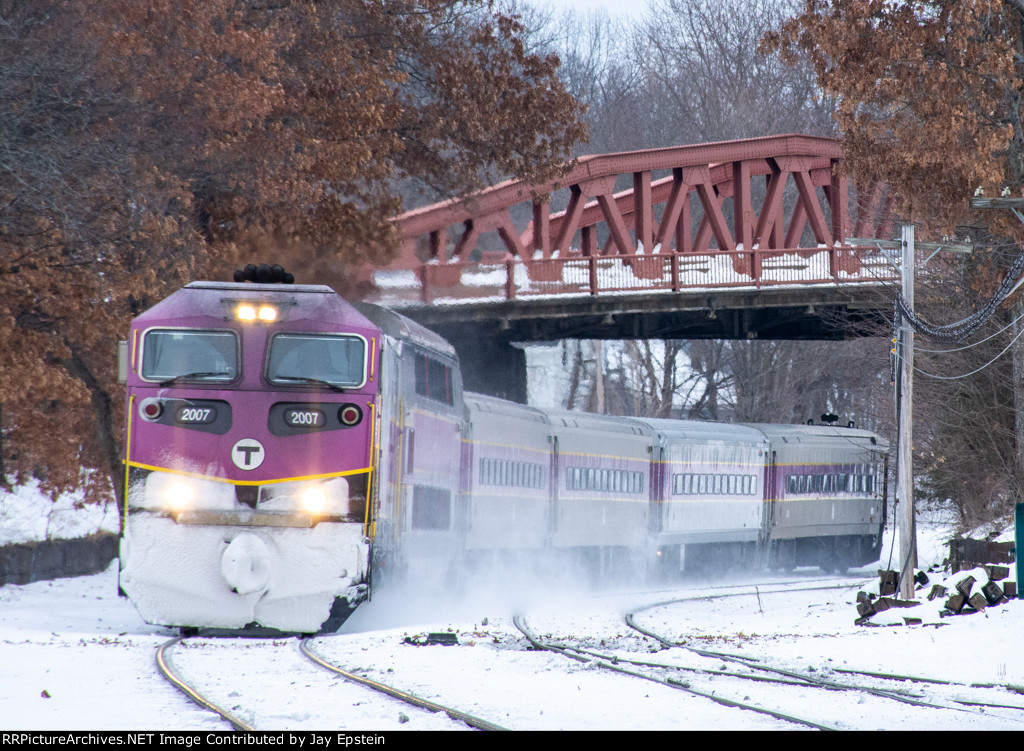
[372, 244, 901, 306]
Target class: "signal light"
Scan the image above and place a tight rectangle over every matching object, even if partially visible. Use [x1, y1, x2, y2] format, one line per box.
[338, 404, 362, 426]
[140, 399, 163, 421]
[237, 305, 257, 321]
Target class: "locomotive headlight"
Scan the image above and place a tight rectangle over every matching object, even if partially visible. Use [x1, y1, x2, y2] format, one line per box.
[131, 470, 235, 512]
[237, 304, 257, 321]
[301, 486, 329, 514]
[164, 480, 194, 511]
[259, 477, 350, 517]
[235, 304, 277, 322]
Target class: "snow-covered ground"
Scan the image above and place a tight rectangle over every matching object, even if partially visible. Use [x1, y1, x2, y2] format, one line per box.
[2, 503, 1023, 731]
[0, 481, 119, 544]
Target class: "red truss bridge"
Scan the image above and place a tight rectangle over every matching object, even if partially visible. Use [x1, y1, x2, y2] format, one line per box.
[364, 134, 926, 401]
[373, 134, 898, 307]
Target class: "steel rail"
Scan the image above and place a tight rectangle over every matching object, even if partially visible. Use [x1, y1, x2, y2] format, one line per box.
[624, 612, 950, 709]
[299, 638, 507, 731]
[512, 615, 836, 731]
[155, 637, 255, 732]
[550, 643, 866, 692]
[827, 667, 1024, 710]
[626, 595, 1024, 719]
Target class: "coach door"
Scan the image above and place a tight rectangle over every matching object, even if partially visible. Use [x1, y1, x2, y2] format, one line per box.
[649, 444, 664, 537]
[761, 450, 778, 566]
[546, 434, 559, 549]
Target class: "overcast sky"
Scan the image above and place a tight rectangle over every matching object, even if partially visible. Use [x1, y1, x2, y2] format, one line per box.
[540, 0, 646, 22]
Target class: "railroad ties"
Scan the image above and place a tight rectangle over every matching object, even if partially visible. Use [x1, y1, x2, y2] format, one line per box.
[855, 554, 1017, 626]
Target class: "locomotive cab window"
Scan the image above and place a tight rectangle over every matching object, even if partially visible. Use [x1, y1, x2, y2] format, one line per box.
[267, 334, 366, 389]
[140, 329, 238, 383]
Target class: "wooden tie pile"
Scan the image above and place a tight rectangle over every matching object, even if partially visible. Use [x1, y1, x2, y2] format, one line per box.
[855, 537, 1017, 625]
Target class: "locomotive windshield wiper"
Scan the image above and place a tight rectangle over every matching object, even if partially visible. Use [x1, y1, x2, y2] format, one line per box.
[159, 371, 232, 386]
[274, 375, 347, 393]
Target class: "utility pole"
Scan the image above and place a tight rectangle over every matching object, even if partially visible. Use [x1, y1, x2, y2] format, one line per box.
[898, 225, 917, 599]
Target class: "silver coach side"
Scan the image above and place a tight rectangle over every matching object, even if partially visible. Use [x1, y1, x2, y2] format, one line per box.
[462, 393, 553, 562]
[640, 419, 770, 574]
[752, 423, 888, 573]
[547, 410, 656, 577]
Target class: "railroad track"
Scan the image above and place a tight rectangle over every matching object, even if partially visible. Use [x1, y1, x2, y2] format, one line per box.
[511, 579, 1024, 730]
[156, 637, 254, 731]
[298, 639, 506, 731]
[629, 589, 1024, 728]
[512, 614, 836, 730]
[152, 575, 1024, 730]
[155, 635, 506, 730]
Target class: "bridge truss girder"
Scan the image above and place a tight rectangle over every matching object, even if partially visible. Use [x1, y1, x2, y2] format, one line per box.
[386, 134, 895, 295]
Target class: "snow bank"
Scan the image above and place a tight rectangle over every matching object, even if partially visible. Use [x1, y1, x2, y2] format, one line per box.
[0, 482, 119, 545]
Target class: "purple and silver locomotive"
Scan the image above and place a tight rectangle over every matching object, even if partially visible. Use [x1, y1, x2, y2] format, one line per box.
[119, 277, 380, 633]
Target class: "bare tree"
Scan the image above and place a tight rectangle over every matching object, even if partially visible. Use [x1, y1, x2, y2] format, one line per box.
[639, 0, 835, 144]
[618, 340, 688, 418]
[729, 339, 891, 429]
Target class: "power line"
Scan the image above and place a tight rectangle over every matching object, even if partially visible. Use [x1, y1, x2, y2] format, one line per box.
[913, 307, 1024, 354]
[894, 242, 1024, 344]
[890, 321, 1024, 380]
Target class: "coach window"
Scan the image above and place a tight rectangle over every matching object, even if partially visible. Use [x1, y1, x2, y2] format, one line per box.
[141, 329, 238, 383]
[568, 466, 644, 494]
[414, 352, 454, 406]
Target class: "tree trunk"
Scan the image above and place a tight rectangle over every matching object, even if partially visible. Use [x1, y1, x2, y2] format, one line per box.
[61, 347, 123, 521]
[593, 340, 605, 414]
[1012, 295, 1024, 478]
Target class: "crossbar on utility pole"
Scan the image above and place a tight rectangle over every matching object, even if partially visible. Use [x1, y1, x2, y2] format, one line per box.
[898, 225, 918, 599]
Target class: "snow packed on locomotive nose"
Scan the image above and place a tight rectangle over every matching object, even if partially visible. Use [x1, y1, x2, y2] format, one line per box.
[117, 267, 889, 635]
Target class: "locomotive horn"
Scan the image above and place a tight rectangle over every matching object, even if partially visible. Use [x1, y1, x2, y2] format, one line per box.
[233, 264, 295, 284]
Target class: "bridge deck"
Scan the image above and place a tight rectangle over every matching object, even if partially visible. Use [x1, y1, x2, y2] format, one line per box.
[372, 245, 899, 309]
